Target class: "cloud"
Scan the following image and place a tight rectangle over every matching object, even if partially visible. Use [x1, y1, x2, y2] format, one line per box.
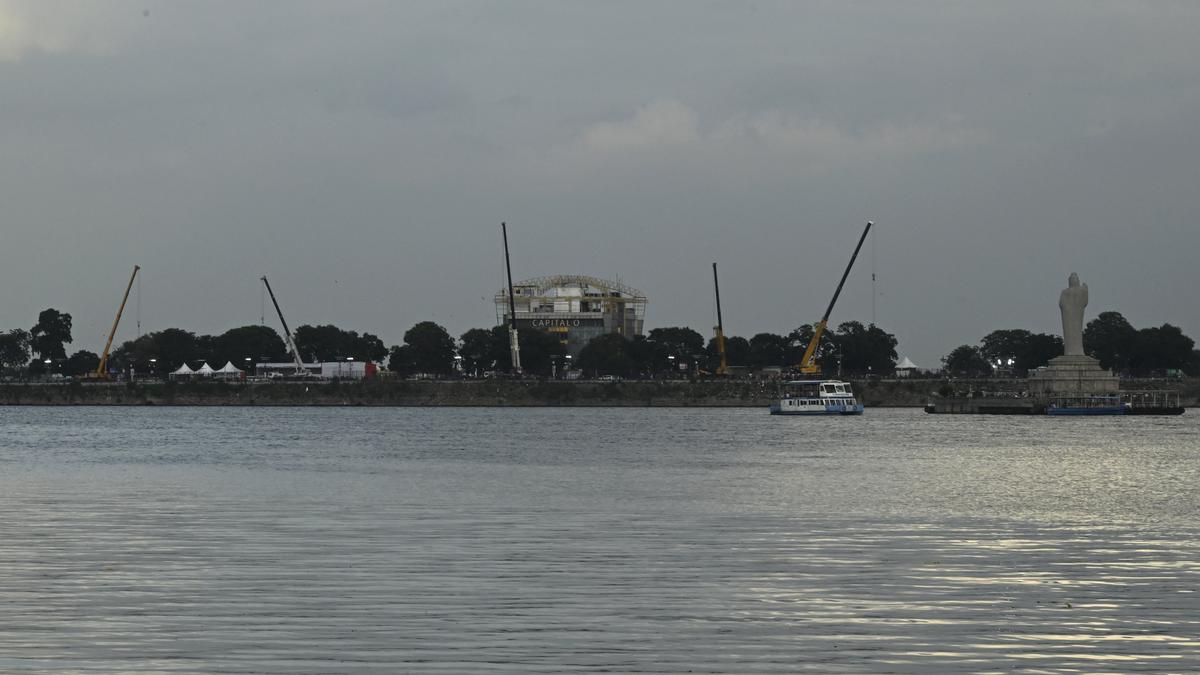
[0, 1, 130, 61]
[581, 99, 700, 152]
[575, 99, 989, 169]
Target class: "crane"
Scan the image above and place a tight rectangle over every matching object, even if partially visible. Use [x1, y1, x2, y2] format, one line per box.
[797, 221, 873, 375]
[501, 222, 522, 375]
[94, 265, 140, 378]
[260, 276, 308, 376]
[712, 262, 728, 376]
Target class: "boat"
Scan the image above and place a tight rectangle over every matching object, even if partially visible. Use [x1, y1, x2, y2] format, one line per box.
[1045, 395, 1128, 416]
[769, 380, 864, 415]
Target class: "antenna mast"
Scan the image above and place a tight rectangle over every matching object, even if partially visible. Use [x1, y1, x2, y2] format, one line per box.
[501, 222, 522, 375]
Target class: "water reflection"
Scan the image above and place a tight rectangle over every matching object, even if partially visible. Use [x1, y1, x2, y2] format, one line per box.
[0, 406, 1197, 672]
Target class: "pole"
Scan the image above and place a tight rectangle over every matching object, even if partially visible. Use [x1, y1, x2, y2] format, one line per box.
[501, 222, 522, 375]
[712, 262, 728, 376]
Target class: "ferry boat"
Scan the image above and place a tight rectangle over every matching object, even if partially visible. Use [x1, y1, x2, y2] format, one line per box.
[769, 380, 864, 415]
[1045, 395, 1129, 416]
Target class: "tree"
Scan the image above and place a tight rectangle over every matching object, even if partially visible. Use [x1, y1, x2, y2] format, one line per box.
[30, 309, 73, 362]
[1017, 333, 1062, 372]
[980, 328, 1061, 374]
[1084, 311, 1137, 372]
[293, 324, 388, 362]
[392, 321, 455, 375]
[828, 321, 897, 376]
[0, 329, 31, 372]
[942, 345, 991, 376]
[748, 332, 789, 369]
[647, 327, 705, 362]
[786, 323, 834, 370]
[705, 335, 750, 371]
[484, 326, 568, 376]
[209, 325, 288, 369]
[459, 328, 496, 375]
[577, 333, 636, 378]
[109, 328, 204, 376]
[980, 329, 1032, 364]
[1129, 324, 1195, 375]
[63, 350, 100, 377]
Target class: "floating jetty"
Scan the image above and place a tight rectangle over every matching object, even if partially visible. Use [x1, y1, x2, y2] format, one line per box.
[925, 390, 1184, 415]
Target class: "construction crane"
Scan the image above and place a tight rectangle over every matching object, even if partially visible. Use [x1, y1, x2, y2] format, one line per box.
[260, 276, 307, 376]
[501, 222, 522, 376]
[797, 221, 874, 375]
[94, 265, 140, 378]
[712, 262, 728, 376]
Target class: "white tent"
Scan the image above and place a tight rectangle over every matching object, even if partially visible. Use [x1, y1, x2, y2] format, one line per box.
[195, 362, 216, 376]
[215, 361, 244, 379]
[170, 363, 195, 379]
[896, 356, 920, 377]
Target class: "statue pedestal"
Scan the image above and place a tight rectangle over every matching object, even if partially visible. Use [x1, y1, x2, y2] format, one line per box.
[1027, 355, 1119, 398]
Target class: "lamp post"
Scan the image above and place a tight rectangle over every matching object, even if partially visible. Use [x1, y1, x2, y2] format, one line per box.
[149, 357, 157, 379]
[667, 354, 676, 379]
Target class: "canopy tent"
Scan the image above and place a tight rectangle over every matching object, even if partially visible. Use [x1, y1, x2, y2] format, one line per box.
[195, 362, 216, 376]
[896, 356, 920, 377]
[217, 361, 243, 374]
[169, 362, 195, 381]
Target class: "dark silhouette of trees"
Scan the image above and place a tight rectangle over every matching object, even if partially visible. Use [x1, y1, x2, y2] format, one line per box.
[647, 327, 705, 363]
[63, 350, 100, 377]
[389, 321, 456, 376]
[458, 328, 495, 375]
[0, 329, 31, 372]
[748, 332, 789, 368]
[1129, 324, 1195, 375]
[294, 324, 387, 362]
[828, 321, 898, 375]
[210, 325, 288, 368]
[979, 329, 1061, 374]
[705, 335, 750, 370]
[1084, 311, 1137, 371]
[577, 333, 637, 378]
[30, 309, 72, 362]
[941, 345, 991, 376]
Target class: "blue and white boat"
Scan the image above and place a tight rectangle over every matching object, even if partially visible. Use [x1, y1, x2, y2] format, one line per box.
[769, 380, 864, 415]
[1045, 395, 1129, 416]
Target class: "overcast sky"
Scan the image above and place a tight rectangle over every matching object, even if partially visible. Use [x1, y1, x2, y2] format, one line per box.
[2, 1, 1198, 367]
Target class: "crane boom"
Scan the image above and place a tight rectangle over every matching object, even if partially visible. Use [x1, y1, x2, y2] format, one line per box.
[712, 262, 728, 376]
[95, 265, 140, 378]
[260, 276, 307, 375]
[501, 222, 522, 375]
[797, 221, 873, 374]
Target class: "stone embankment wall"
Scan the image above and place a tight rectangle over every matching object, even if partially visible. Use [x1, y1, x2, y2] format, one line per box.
[0, 378, 1192, 407]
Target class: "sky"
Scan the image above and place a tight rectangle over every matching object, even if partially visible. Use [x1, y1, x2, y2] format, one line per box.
[2, 1, 1198, 367]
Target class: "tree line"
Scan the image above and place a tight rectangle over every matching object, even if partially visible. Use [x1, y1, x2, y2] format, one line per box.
[941, 311, 1198, 377]
[6, 305, 1193, 380]
[0, 308, 900, 379]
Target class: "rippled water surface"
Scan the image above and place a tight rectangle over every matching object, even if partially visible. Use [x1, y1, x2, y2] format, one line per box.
[2, 406, 1198, 673]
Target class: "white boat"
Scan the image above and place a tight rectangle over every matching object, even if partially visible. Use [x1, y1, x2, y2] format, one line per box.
[769, 380, 864, 415]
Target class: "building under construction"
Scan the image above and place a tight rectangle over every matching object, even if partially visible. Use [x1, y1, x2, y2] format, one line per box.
[495, 275, 647, 356]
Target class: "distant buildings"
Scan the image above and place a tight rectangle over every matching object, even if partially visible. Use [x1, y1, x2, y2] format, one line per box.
[495, 275, 647, 356]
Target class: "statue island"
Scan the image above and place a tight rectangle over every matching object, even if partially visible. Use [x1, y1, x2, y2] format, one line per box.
[1027, 273, 1119, 399]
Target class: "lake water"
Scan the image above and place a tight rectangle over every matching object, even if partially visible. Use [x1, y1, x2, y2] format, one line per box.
[1, 406, 1198, 673]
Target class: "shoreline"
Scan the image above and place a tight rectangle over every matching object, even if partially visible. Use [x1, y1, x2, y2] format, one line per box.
[1, 377, 1194, 408]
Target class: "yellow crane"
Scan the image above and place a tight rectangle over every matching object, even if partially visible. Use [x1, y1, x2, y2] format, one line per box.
[797, 221, 873, 375]
[95, 265, 140, 378]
